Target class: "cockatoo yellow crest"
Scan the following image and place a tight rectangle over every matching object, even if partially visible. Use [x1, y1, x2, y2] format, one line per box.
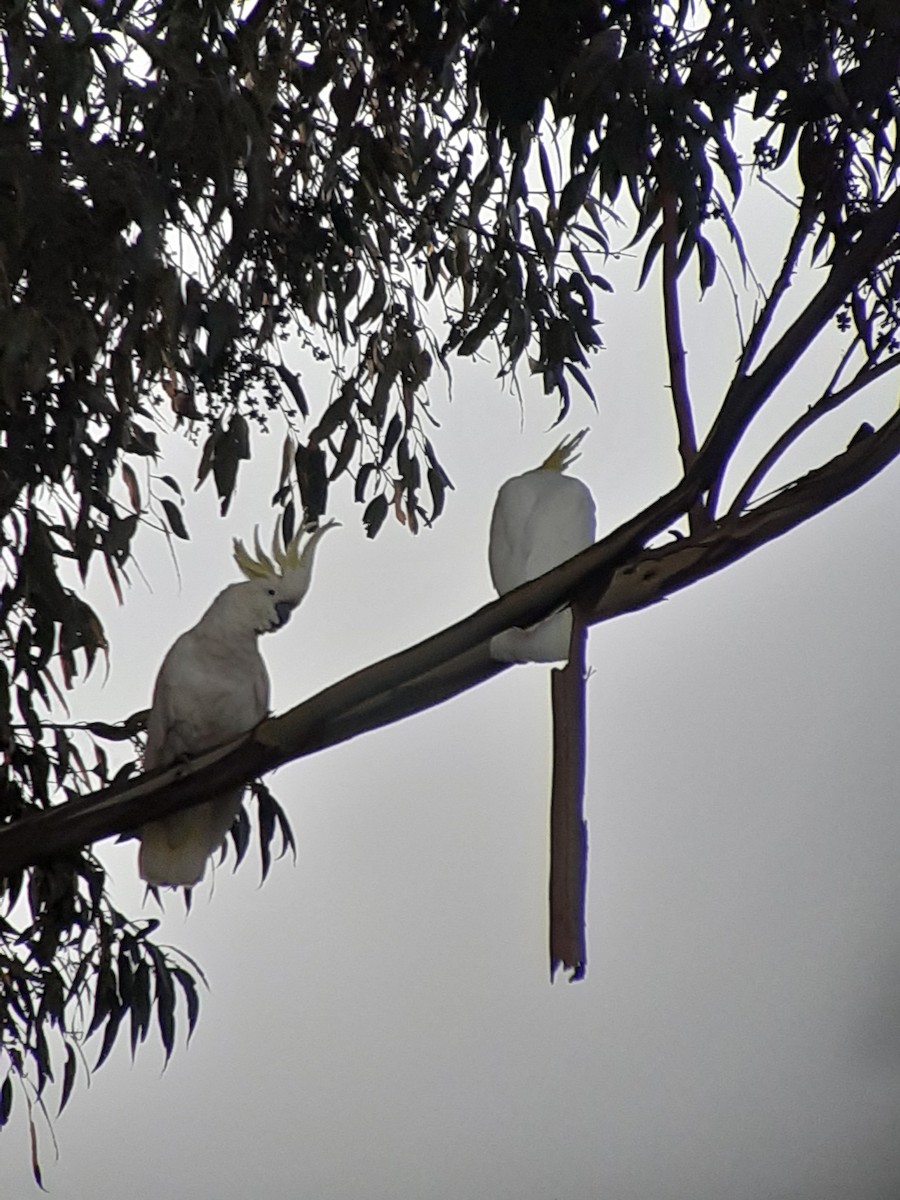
[488, 431, 595, 662]
[138, 520, 337, 888]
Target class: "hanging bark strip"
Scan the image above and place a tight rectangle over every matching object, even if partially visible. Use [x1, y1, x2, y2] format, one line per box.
[549, 613, 589, 981]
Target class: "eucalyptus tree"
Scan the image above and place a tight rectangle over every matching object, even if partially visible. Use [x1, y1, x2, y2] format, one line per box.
[1, 0, 898, 1167]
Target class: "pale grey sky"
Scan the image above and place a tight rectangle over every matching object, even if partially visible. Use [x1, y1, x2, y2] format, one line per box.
[2, 171, 900, 1200]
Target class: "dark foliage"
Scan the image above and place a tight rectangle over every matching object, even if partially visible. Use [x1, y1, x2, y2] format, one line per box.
[0, 0, 899, 1162]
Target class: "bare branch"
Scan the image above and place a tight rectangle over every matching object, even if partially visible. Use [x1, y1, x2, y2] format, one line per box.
[3, 410, 900, 879]
[738, 205, 817, 376]
[824, 337, 862, 398]
[661, 187, 700, 488]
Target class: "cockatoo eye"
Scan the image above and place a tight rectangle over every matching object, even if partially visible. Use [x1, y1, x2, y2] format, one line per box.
[267, 587, 276, 596]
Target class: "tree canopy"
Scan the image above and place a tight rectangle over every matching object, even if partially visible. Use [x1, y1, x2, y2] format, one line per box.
[1, 0, 900, 1171]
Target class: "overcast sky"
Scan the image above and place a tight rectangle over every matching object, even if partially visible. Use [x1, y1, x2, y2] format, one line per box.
[2, 170, 900, 1200]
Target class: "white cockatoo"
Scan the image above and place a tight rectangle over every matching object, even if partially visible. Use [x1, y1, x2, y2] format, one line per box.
[137, 521, 337, 889]
[488, 431, 596, 662]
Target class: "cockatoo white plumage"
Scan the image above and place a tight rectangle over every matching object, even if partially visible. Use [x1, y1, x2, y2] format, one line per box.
[137, 521, 337, 889]
[488, 431, 596, 662]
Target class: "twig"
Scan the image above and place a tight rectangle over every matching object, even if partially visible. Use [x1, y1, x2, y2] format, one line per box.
[824, 337, 862, 398]
[738, 206, 817, 376]
[8, 713, 148, 741]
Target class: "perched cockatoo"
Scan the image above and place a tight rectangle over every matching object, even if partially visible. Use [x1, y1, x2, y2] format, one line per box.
[488, 430, 596, 662]
[137, 521, 337, 889]
[488, 430, 596, 980]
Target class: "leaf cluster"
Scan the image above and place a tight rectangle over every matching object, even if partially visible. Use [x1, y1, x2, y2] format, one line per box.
[0, 846, 200, 1185]
[0, 715, 295, 1169]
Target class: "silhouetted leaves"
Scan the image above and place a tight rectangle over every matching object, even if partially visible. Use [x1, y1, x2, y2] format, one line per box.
[294, 441, 329, 526]
[252, 781, 297, 884]
[161, 500, 189, 542]
[1, 830, 201, 1158]
[363, 494, 389, 539]
[274, 365, 309, 418]
[1, 0, 900, 1162]
[0, 1075, 12, 1128]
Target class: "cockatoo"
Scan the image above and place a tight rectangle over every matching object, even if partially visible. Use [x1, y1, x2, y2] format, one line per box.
[488, 430, 596, 980]
[137, 521, 337, 889]
[488, 430, 596, 661]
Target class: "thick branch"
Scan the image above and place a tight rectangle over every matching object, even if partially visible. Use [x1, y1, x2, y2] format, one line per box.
[2, 411, 900, 878]
[728, 351, 900, 515]
[594, 411, 900, 621]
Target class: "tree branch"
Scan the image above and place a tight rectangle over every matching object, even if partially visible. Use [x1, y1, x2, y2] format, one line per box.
[661, 187, 700, 484]
[593, 410, 900, 622]
[2, 409, 900, 879]
[738, 205, 817, 376]
[0, 474, 684, 877]
[728, 350, 900, 516]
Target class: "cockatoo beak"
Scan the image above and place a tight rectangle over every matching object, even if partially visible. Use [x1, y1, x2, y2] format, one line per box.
[274, 600, 294, 628]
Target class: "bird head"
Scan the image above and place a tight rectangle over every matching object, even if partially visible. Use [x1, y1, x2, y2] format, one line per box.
[232, 520, 339, 634]
[539, 429, 588, 473]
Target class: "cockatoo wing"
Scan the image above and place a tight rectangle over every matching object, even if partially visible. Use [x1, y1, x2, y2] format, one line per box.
[490, 470, 595, 590]
[143, 630, 270, 768]
[138, 625, 270, 887]
[489, 469, 596, 663]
